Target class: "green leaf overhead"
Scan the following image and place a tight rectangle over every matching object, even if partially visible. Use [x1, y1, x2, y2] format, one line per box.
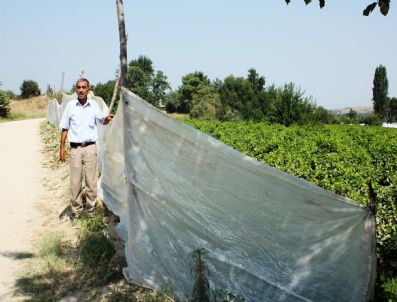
[284, 0, 391, 15]
[363, 2, 378, 15]
[379, 0, 390, 15]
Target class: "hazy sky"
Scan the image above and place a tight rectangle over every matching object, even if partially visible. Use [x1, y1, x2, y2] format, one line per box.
[0, 0, 396, 109]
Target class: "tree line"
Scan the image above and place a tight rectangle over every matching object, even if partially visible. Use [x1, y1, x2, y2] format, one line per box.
[92, 55, 335, 126]
[2, 57, 395, 125]
[91, 56, 396, 126]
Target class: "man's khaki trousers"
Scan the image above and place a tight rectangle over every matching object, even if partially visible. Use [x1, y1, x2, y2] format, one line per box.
[69, 143, 97, 214]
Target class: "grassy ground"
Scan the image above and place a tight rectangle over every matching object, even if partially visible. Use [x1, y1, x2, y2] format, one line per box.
[13, 122, 173, 302]
[0, 96, 48, 123]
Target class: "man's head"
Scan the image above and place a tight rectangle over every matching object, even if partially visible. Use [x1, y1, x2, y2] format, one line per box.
[75, 78, 90, 102]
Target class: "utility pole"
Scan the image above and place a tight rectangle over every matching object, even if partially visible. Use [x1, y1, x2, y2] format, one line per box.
[60, 72, 65, 93]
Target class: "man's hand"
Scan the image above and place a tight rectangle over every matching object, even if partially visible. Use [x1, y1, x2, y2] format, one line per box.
[60, 129, 68, 162]
[60, 148, 66, 162]
[103, 114, 114, 125]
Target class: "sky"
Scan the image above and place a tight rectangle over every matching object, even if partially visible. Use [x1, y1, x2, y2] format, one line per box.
[0, 0, 396, 109]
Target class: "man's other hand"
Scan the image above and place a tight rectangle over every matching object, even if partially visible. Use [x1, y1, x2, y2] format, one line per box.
[103, 114, 114, 125]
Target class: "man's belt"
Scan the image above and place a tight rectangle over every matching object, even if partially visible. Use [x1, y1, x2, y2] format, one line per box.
[70, 141, 96, 148]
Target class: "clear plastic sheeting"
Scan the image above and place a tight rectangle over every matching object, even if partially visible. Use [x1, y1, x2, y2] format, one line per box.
[46, 99, 61, 127]
[48, 89, 376, 302]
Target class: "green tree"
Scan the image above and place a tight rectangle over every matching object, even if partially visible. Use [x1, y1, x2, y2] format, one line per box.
[46, 84, 54, 98]
[247, 68, 266, 92]
[359, 113, 382, 126]
[151, 70, 171, 107]
[218, 74, 268, 121]
[313, 106, 336, 124]
[348, 108, 358, 120]
[0, 83, 11, 118]
[164, 91, 181, 113]
[177, 71, 211, 113]
[190, 85, 221, 120]
[388, 97, 397, 122]
[372, 65, 389, 121]
[128, 55, 154, 101]
[20, 80, 41, 99]
[217, 69, 273, 121]
[127, 55, 170, 106]
[91, 80, 117, 105]
[273, 83, 315, 126]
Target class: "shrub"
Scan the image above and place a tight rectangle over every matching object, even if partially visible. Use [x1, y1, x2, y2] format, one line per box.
[79, 231, 115, 270]
[20, 80, 41, 99]
[0, 90, 10, 118]
[360, 114, 383, 126]
[38, 232, 63, 258]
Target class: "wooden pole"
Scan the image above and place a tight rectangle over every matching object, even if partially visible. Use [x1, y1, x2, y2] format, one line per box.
[108, 67, 120, 114]
[116, 0, 128, 88]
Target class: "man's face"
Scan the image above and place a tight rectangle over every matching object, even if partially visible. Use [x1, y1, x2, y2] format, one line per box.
[76, 81, 89, 102]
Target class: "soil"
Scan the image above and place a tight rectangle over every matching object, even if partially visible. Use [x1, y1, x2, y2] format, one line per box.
[0, 119, 46, 301]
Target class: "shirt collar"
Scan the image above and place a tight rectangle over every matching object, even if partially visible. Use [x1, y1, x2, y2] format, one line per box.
[75, 98, 92, 108]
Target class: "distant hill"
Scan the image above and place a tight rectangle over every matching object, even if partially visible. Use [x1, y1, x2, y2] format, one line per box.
[330, 106, 373, 116]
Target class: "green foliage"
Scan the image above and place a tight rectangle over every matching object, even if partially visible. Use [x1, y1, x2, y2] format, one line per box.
[0, 89, 11, 118]
[272, 83, 316, 126]
[373, 65, 389, 120]
[348, 108, 358, 120]
[387, 97, 397, 122]
[78, 208, 115, 271]
[20, 79, 41, 99]
[38, 232, 63, 258]
[177, 71, 212, 114]
[79, 231, 115, 271]
[360, 114, 383, 126]
[79, 207, 107, 232]
[284, 0, 391, 16]
[218, 74, 265, 121]
[190, 85, 221, 120]
[313, 106, 336, 124]
[92, 80, 118, 106]
[164, 91, 181, 113]
[3, 89, 16, 100]
[377, 275, 397, 302]
[151, 70, 171, 106]
[128, 55, 170, 107]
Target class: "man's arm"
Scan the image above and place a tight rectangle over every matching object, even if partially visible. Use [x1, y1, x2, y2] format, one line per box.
[60, 129, 68, 162]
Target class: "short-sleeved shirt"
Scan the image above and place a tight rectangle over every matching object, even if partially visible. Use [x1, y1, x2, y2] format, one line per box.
[59, 99, 105, 143]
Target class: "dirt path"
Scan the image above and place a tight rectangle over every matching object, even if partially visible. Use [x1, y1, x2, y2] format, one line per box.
[0, 118, 46, 301]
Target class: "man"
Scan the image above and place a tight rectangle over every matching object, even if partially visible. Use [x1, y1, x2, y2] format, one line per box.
[59, 78, 113, 218]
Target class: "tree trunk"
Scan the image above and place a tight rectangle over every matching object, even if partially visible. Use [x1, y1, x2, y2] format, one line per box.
[116, 0, 128, 88]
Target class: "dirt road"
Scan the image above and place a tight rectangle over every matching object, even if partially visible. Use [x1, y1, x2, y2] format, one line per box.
[0, 119, 46, 301]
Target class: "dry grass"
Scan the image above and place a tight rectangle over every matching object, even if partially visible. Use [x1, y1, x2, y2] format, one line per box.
[9, 96, 49, 120]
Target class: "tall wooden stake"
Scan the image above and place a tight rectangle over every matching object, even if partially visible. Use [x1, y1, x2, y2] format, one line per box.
[116, 0, 128, 88]
[108, 67, 120, 114]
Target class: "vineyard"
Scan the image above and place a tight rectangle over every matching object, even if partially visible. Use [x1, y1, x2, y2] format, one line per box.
[181, 118, 397, 299]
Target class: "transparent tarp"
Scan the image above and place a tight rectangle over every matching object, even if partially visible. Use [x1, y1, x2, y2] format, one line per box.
[48, 89, 376, 302]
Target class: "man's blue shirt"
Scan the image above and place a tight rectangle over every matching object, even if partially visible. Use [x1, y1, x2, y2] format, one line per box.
[59, 99, 105, 143]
